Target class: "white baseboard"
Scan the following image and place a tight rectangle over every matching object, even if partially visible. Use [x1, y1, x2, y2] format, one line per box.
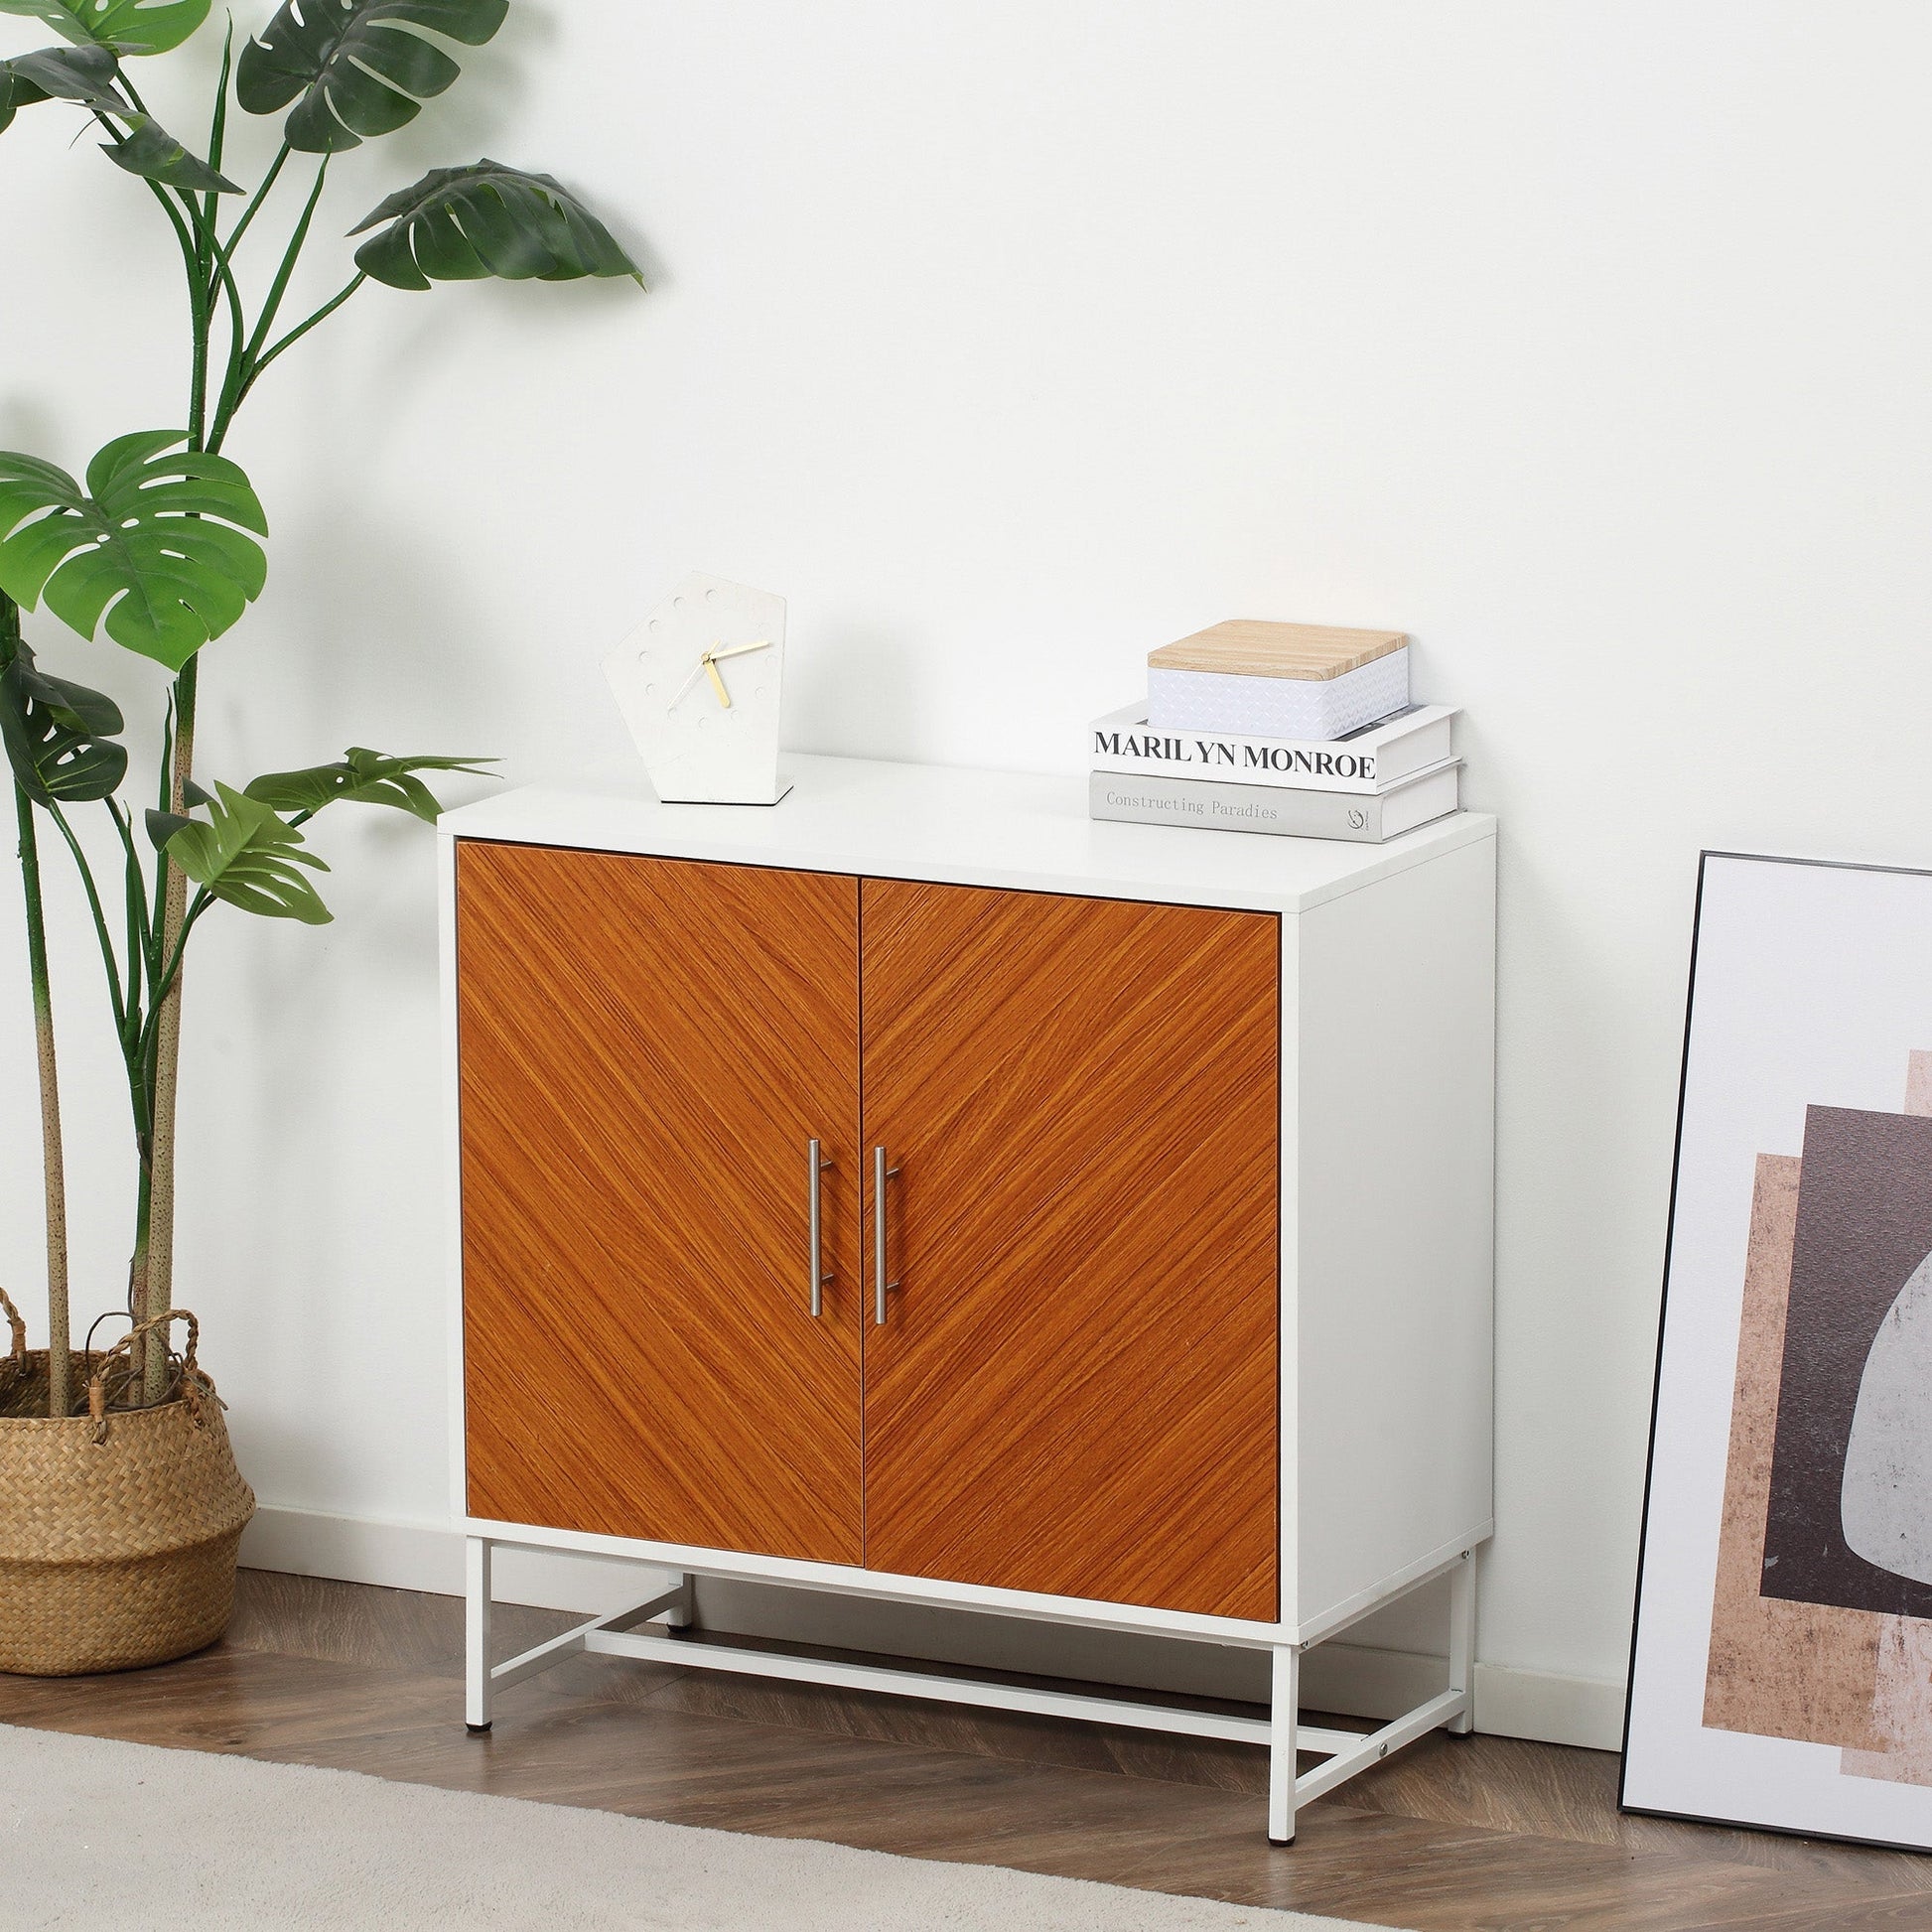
[1470, 1660, 1628, 1753]
[242, 1503, 655, 1616]
[240, 1505, 1625, 1754]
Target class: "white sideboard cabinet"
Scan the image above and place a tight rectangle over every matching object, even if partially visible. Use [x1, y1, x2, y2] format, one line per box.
[439, 754, 1496, 1843]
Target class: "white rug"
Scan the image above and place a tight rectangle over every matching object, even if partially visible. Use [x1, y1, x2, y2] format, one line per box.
[0, 1724, 1391, 1931]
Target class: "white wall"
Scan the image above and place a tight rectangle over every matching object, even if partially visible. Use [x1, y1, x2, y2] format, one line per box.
[7, 1, 1932, 1733]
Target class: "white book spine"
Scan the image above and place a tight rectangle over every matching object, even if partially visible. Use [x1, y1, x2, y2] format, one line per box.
[1089, 705, 1456, 794]
[1088, 764, 1460, 844]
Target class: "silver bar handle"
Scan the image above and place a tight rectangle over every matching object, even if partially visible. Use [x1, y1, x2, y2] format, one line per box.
[807, 1140, 833, 1317]
[873, 1146, 900, 1325]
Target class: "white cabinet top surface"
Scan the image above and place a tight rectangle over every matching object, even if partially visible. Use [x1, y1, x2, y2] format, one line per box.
[438, 754, 1495, 914]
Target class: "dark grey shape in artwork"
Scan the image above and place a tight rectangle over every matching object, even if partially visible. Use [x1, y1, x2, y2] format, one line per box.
[1760, 1104, 1932, 1618]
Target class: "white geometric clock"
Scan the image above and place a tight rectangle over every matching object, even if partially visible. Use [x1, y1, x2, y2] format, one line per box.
[603, 573, 790, 805]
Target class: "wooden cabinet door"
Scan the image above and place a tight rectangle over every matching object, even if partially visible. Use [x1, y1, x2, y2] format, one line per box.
[458, 842, 863, 1564]
[860, 881, 1280, 1620]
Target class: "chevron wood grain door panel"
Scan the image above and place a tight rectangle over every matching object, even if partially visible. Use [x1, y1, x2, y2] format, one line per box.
[860, 881, 1280, 1619]
[457, 842, 862, 1564]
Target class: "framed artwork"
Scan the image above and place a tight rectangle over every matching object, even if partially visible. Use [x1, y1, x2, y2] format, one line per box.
[1623, 850, 1932, 1846]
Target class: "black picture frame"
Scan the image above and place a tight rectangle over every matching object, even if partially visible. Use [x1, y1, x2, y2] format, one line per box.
[1621, 849, 1932, 1848]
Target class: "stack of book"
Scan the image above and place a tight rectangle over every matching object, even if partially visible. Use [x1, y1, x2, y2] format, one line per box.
[1089, 621, 1462, 844]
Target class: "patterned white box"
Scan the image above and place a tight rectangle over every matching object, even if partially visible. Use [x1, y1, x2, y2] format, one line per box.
[1149, 646, 1410, 741]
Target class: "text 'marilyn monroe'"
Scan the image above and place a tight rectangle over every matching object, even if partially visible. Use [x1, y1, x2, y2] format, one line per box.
[1091, 729, 1377, 782]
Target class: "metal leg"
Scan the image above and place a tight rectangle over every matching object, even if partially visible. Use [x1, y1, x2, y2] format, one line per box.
[1267, 1644, 1300, 1845]
[1447, 1548, 1476, 1736]
[461, 1535, 1480, 1809]
[465, 1536, 493, 1733]
[663, 1571, 696, 1633]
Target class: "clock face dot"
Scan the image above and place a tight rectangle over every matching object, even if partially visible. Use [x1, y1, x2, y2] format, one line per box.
[673, 596, 686, 611]
[705, 588, 719, 604]
[756, 687, 766, 699]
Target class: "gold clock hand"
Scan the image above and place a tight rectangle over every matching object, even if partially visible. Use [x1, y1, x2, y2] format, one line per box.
[704, 656, 733, 709]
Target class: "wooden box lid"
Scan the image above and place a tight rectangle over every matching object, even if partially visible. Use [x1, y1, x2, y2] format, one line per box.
[1149, 621, 1407, 682]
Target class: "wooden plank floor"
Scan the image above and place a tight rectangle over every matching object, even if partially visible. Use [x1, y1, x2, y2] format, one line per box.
[3, 1570, 1930, 1928]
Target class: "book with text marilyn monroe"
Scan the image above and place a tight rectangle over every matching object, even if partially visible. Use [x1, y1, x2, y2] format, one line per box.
[1090, 701, 1456, 793]
[1089, 761, 1461, 844]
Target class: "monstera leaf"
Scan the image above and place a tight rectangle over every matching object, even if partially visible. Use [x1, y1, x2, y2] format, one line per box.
[349, 162, 640, 290]
[235, 0, 506, 153]
[0, 432, 268, 671]
[101, 114, 239, 192]
[0, 67, 35, 133]
[245, 747, 494, 823]
[0, 639, 127, 804]
[0, 42, 132, 138]
[164, 782, 331, 923]
[0, 0, 209, 56]
[0, 44, 236, 186]
[0, 43, 131, 130]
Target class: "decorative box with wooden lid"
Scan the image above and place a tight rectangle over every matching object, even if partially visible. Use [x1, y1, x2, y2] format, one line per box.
[1149, 621, 1410, 741]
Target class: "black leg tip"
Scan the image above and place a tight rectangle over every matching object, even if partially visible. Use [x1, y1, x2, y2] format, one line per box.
[1268, 1835, 1296, 1848]
[466, 1722, 492, 1734]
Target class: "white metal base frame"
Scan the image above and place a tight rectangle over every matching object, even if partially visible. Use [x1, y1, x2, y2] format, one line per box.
[463, 1539, 1478, 1841]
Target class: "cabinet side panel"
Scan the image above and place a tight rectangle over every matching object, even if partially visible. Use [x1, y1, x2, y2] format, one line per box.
[457, 841, 864, 1564]
[1295, 835, 1496, 1631]
[862, 880, 1279, 1621]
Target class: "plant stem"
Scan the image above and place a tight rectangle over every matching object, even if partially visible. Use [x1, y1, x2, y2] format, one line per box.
[142, 657, 196, 1403]
[204, 26, 232, 281]
[15, 790, 71, 1417]
[124, 64, 368, 1399]
[129, 1152, 152, 1359]
[3, 598, 71, 1417]
[251, 273, 367, 386]
[188, 248, 211, 454]
[143, 890, 212, 1037]
[224, 142, 291, 259]
[213, 158, 333, 448]
[196, 29, 251, 455]
[137, 62, 227, 1389]
[45, 800, 149, 1370]
[109, 800, 159, 997]
[46, 803, 129, 1044]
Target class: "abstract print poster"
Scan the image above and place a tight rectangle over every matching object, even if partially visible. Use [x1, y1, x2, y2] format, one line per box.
[1625, 853, 1932, 1845]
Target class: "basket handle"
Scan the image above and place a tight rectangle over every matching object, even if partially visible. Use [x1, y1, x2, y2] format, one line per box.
[0, 1284, 24, 1384]
[88, 1308, 204, 1446]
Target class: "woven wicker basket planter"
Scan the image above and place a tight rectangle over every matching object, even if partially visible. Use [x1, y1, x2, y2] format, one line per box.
[0, 1299, 255, 1677]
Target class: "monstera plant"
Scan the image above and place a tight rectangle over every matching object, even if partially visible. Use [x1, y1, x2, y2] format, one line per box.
[0, 0, 638, 1450]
